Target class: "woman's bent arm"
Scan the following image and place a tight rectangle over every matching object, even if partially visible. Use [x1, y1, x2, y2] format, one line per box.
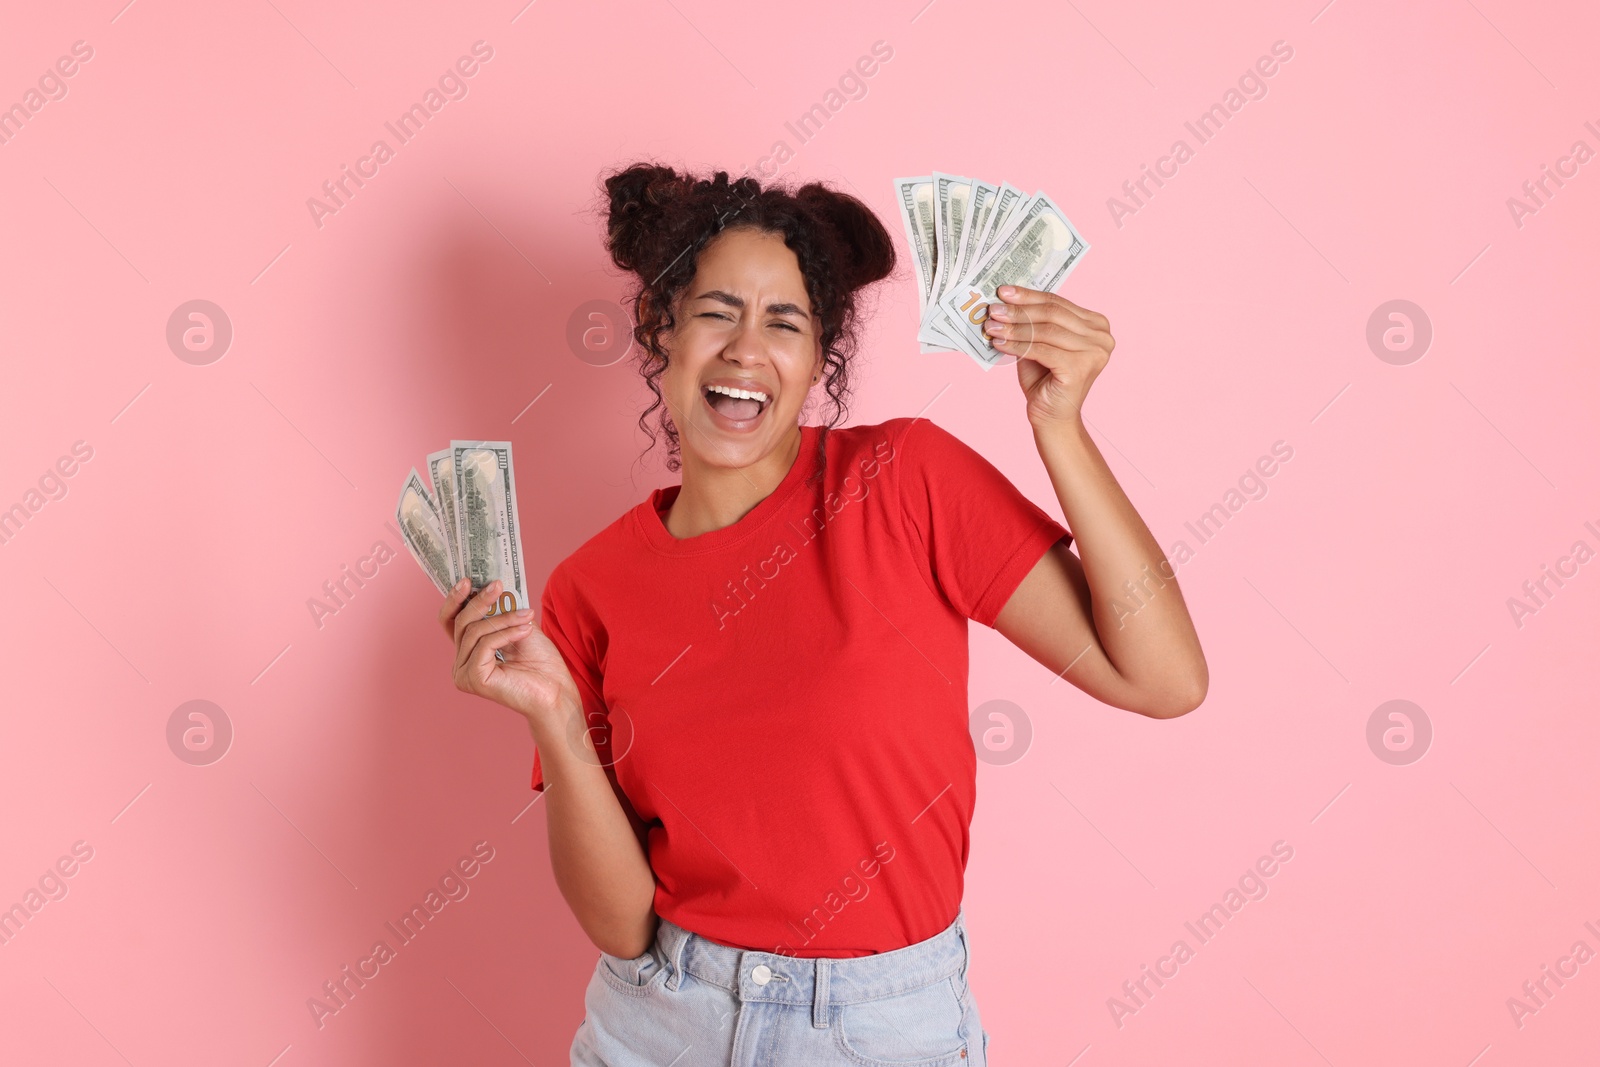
[532, 701, 659, 959]
[439, 577, 657, 959]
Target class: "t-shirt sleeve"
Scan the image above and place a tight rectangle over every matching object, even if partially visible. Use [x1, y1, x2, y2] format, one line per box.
[891, 417, 1072, 628]
[531, 565, 611, 792]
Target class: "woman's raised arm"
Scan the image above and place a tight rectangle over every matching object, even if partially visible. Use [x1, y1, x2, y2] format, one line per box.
[986, 286, 1208, 718]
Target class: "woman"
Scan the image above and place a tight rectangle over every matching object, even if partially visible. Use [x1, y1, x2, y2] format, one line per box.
[438, 164, 1206, 1065]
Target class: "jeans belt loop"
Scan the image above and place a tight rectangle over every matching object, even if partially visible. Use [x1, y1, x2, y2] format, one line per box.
[812, 956, 832, 1028]
[666, 922, 688, 991]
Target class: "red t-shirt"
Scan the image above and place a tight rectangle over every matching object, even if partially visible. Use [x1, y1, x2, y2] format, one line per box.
[534, 417, 1070, 957]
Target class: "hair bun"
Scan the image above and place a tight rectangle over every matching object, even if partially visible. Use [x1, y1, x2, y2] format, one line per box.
[795, 183, 896, 291]
[604, 164, 694, 274]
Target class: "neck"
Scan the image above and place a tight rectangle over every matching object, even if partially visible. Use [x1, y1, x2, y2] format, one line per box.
[665, 425, 805, 539]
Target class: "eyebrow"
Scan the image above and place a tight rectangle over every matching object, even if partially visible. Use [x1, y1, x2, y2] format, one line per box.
[693, 289, 810, 319]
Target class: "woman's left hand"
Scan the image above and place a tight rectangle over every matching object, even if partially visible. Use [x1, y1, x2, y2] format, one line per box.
[983, 284, 1114, 429]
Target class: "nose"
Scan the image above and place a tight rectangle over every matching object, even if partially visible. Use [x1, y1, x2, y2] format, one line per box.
[720, 316, 767, 366]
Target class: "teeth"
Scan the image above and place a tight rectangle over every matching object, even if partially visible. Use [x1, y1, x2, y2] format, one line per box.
[706, 384, 770, 404]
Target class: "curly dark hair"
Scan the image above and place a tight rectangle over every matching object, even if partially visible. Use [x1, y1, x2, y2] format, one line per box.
[601, 163, 895, 474]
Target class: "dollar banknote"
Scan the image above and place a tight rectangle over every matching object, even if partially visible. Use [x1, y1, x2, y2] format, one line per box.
[450, 440, 528, 618]
[397, 438, 529, 649]
[916, 173, 974, 350]
[396, 469, 455, 597]
[426, 447, 463, 585]
[968, 182, 1026, 271]
[929, 179, 1002, 362]
[893, 176, 951, 355]
[892, 174, 1088, 369]
[950, 179, 999, 299]
[937, 191, 1089, 370]
[893, 176, 937, 316]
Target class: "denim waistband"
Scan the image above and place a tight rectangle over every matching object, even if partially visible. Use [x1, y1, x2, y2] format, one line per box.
[655, 909, 970, 1028]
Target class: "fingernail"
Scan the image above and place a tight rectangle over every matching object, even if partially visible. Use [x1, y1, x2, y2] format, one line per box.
[999, 285, 1015, 297]
[988, 303, 1007, 319]
[515, 608, 533, 617]
[984, 321, 1004, 335]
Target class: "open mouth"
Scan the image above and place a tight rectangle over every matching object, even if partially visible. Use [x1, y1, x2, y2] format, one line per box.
[702, 382, 770, 428]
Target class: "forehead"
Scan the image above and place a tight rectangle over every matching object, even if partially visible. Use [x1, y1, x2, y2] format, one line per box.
[690, 228, 807, 297]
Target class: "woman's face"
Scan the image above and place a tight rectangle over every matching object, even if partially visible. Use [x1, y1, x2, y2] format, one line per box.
[660, 226, 822, 472]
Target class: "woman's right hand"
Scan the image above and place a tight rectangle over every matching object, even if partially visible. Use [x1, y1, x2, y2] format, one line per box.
[438, 578, 580, 730]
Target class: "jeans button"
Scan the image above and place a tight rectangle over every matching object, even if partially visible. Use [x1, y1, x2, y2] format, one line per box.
[751, 964, 773, 985]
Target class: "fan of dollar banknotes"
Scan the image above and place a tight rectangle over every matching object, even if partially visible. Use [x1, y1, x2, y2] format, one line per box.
[396, 441, 528, 619]
[894, 173, 1090, 369]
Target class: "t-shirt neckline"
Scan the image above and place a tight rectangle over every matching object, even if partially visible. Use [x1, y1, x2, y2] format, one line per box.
[635, 424, 821, 556]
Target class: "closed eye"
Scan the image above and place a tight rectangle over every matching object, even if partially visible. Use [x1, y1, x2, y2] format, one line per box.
[698, 312, 800, 332]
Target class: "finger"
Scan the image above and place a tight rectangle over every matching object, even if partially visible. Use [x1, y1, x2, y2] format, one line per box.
[995, 284, 1074, 314]
[986, 322, 1066, 361]
[437, 577, 473, 635]
[464, 617, 535, 677]
[985, 318, 1101, 352]
[996, 286, 1107, 331]
[452, 579, 505, 644]
[991, 327, 1110, 368]
[989, 301, 1098, 338]
[455, 607, 535, 672]
[991, 338, 1069, 368]
[990, 297, 1095, 336]
[1034, 291, 1109, 332]
[1054, 295, 1110, 331]
[996, 283, 1058, 304]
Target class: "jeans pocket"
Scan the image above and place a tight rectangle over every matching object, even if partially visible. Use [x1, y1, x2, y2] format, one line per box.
[834, 976, 969, 1066]
[596, 943, 667, 997]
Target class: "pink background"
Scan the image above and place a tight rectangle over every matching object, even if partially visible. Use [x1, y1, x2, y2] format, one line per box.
[2, 0, 1597, 1063]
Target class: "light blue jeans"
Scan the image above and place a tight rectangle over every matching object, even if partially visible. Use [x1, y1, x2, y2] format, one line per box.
[571, 908, 990, 1066]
